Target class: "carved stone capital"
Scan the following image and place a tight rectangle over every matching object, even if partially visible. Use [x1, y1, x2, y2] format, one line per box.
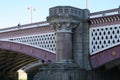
[51, 22, 79, 33]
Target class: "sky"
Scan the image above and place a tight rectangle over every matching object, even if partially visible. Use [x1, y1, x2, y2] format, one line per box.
[0, 0, 120, 28]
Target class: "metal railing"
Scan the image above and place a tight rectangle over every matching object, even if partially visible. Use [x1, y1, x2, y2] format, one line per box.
[90, 8, 120, 18]
[0, 21, 49, 33]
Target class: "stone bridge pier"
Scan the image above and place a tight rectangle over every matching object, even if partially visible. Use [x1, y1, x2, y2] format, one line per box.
[33, 6, 90, 80]
[33, 6, 120, 80]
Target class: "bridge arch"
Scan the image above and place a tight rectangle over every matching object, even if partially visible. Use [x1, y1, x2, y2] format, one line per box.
[90, 44, 120, 69]
[0, 40, 56, 62]
[0, 40, 56, 80]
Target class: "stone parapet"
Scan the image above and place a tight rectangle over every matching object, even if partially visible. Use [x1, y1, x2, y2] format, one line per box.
[48, 6, 82, 18]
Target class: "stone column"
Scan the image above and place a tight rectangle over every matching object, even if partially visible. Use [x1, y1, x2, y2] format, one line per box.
[53, 22, 77, 63]
[47, 6, 81, 63]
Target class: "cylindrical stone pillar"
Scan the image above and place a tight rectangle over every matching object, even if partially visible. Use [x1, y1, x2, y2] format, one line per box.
[47, 6, 81, 63]
[56, 32, 72, 62]
[55, 22, 73, 63]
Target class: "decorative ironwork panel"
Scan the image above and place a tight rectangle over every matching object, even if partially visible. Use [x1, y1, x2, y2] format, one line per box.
[90, 24, 120, 55]
[5, 32, 56, 53]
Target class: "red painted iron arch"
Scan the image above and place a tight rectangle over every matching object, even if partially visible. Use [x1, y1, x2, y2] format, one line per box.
[90, 44, 120, 69]
[0, 40, 56, 63]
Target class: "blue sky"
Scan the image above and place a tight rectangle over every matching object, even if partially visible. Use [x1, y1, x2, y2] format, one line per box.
[0, 0, 120, 28]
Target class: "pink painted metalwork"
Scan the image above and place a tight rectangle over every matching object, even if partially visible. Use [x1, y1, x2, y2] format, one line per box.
[0, 41, 56, 62]
[90, 45, 120, 68]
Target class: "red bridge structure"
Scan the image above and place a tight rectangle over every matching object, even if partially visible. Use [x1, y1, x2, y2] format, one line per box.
[0, 6, 120, 80]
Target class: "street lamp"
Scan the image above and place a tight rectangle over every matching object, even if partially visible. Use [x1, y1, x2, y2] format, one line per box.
[27, 6, 36, 23]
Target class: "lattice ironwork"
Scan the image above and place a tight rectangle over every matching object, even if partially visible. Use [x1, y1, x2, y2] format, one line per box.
[90, 24, 120, 55]
[6, 32, 56, 53]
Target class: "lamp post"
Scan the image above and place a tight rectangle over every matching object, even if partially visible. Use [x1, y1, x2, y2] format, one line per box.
[28, 6, 36, 23]
[86, 0, 88, 9]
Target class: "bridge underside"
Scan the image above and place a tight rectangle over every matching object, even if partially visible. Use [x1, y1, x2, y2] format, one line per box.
[0, 40, 55, 80]
[0, 49, 38, 80]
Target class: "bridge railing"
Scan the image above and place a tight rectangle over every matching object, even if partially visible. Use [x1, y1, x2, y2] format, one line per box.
[90, 8, 120, 18]
[0, 21, 49, 33]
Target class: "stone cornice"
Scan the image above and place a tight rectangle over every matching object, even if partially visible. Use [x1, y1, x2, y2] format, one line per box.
[47, 6, 89, 33]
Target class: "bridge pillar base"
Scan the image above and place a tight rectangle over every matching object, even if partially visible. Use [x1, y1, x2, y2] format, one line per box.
[33, 63, 87, 80]
[33, 64, 120, 80]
